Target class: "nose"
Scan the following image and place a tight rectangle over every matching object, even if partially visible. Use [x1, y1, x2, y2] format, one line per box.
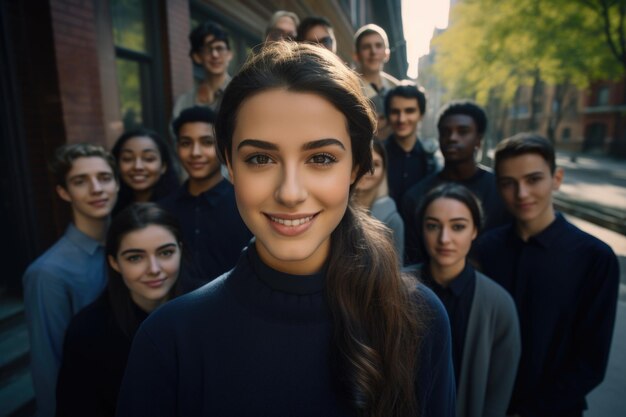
[191, 142, 201, 157]
[438, 226, 451, 244]
[133, 158, 144, 170]
[516, 183, 529, 199]
[90, 176, 103, 194]
[398, 111, 406, 123]
[275, 163, 307, 207]
[147, 255, 161, 275]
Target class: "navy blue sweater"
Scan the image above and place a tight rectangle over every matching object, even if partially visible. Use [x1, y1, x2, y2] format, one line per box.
[116, 243, 456, 416]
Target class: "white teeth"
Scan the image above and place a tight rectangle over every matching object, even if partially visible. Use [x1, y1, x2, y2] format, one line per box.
[270, 215, 313, 227]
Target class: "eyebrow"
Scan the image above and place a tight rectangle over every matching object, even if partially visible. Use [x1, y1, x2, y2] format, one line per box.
[237, 138, 346, 152]
[120, 242, 177, 256]
[67, 171, 112, 181]
[425, 216, 470, 222]
[498, 171, 544, 181]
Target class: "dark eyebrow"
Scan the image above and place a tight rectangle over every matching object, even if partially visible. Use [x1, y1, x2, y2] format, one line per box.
[302, 138, 346, 151]
[120, 242, 177, 256]
[237, 139, 278, 151]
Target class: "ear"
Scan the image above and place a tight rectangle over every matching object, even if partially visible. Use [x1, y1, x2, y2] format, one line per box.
[56, 185, 72, 203]
[191, 52, 203, 65]
[226, 155, 235, 183]
[552, 167, 564, 191]
[471, 226, 478, 241]
[350, 165, 360, 185]
[383, 48, 390, 63]
[108, 255, 121, 274]
[160, 163, 167, 175]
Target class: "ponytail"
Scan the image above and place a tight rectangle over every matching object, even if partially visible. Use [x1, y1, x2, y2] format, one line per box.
[327, 205, 423, 417]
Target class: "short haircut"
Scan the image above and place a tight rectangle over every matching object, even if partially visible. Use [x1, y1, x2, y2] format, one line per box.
[189, 20, 230, 56]
[495, 132, 556, 175]
[354, 23, 389, 51]
[436, 100, 487, 135]
[172, 106, 217, 139]
[265, 10, 300, 37]
[384, 82, 427, 117]
[296, 16, 333, 41]
[49, 143, 117, 188]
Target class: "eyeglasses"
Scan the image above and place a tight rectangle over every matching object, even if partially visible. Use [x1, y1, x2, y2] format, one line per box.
[200, 44, 229, 56]
[266, 28, 296, 42]
[307, 36, 334, 49]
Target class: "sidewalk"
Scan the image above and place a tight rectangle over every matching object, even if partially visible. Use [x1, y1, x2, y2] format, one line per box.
[555, 151, 626, 235]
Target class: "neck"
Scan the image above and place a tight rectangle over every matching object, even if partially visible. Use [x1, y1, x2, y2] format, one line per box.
[202, 72, 227, 91]
[134, 188, 153, 202]
[73, 215, 108, 243]
[187, 173, 223, 196]
[394, 134, 417, 152]
[429, 259, 466, 288]
[361, 71, 382, 87]
[132, 293, 167, 313]
[441, 160, 478, 181]
[516, 206, 556, 241]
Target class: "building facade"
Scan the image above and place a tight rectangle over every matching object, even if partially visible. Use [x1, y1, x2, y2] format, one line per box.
[0, 0, 407, 296]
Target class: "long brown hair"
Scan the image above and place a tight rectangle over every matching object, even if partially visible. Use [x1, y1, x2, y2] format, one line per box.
[215, 42, 423, 417]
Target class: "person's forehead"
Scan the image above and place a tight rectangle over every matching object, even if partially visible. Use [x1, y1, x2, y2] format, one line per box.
[304, 24, 330, 38]
[440, 114, 476, 128]
[360, 32, 385, 46]
[275, 16, 297, 31]
[498, 153, 551, 175]
[68, 156, 113, 175]
[179, 121, 214, 135]
[390, 96, 419, 109]
[203, 34, 226, 46]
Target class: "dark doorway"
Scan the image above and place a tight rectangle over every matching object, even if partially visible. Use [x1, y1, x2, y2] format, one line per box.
[583, 122, 607, 152]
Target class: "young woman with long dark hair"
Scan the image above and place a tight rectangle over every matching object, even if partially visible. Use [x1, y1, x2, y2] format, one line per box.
[111, 129, 179, 214]
[116, 42, 455, 417]
[56, 203, 182, 416]
[407, 183, 520, 417]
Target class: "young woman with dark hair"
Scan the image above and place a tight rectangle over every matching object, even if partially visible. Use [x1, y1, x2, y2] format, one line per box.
[111, 129, 179, 215]
[354, 141, 405, 259]
[56, 203, 182, 417]
[408, 183, 521, 417]
[117, 42, 455, 417]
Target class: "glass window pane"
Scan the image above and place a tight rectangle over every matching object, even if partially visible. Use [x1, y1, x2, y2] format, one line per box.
[116, 58, 143, 130]
[111, 0, 147, 52]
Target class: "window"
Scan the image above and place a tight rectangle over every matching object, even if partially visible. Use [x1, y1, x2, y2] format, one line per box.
[111, 0, 165, 133]
[596, 86, 610, 106]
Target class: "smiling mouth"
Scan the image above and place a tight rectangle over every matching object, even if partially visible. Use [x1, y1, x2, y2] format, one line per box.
[268, 215, 315, 227]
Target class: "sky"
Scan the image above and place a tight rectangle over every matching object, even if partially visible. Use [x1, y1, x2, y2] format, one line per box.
[401, 0, 450, 79]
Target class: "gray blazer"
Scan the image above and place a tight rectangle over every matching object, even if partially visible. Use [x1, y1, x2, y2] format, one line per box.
[457, 271, 521, 417]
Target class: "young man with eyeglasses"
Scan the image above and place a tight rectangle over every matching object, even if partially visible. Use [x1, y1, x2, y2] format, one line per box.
[173, 21, 233, 118]
[264, 10, 299, 43]
[296, 16, 337, 54]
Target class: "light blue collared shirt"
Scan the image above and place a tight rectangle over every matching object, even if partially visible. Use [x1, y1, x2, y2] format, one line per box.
[23, 223, 107, 417]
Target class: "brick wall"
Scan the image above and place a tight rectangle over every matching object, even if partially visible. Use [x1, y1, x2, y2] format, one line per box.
[164, 0, 193, 110]
[49, 0, 106, 146]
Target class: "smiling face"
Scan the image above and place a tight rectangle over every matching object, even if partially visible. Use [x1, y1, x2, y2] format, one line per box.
[192, 34, 232, 76]
[438, 114, 482, 163]
[497, 153, 563, 233]
[227, 89, 357, 275]
[389, 96, 421, 143]
[56, 156, 119, 223]
[177, 121, 222, 192]
[108, 224, 181, 313]
[118, 136, 166, 197]
[422, 197, 477, 272]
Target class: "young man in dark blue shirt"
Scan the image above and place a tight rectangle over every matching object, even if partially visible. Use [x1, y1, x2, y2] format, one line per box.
[472, 133, 619, 417]
[383, 83, 437, 210]
[160, 106, 251, 291]
[402, 100, 510, 264]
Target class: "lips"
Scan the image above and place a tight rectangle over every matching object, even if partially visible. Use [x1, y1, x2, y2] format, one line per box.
[265, 212, 319, 237]
[143, 278, 167, 288]
[89, 198, 109, 208]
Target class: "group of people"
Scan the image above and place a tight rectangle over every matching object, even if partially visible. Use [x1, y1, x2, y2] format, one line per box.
[21, 9, 619, 417]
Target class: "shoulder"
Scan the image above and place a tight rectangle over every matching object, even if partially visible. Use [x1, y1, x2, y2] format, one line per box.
[381, 71, 400, 87]
[22, 238, 74, 287]
[474, 272, 516, 313]
[561, 218, 616, 257]
[475, 224, 511, 247]
[404, 172, 440, 204]
[414, 283, 450, 340]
